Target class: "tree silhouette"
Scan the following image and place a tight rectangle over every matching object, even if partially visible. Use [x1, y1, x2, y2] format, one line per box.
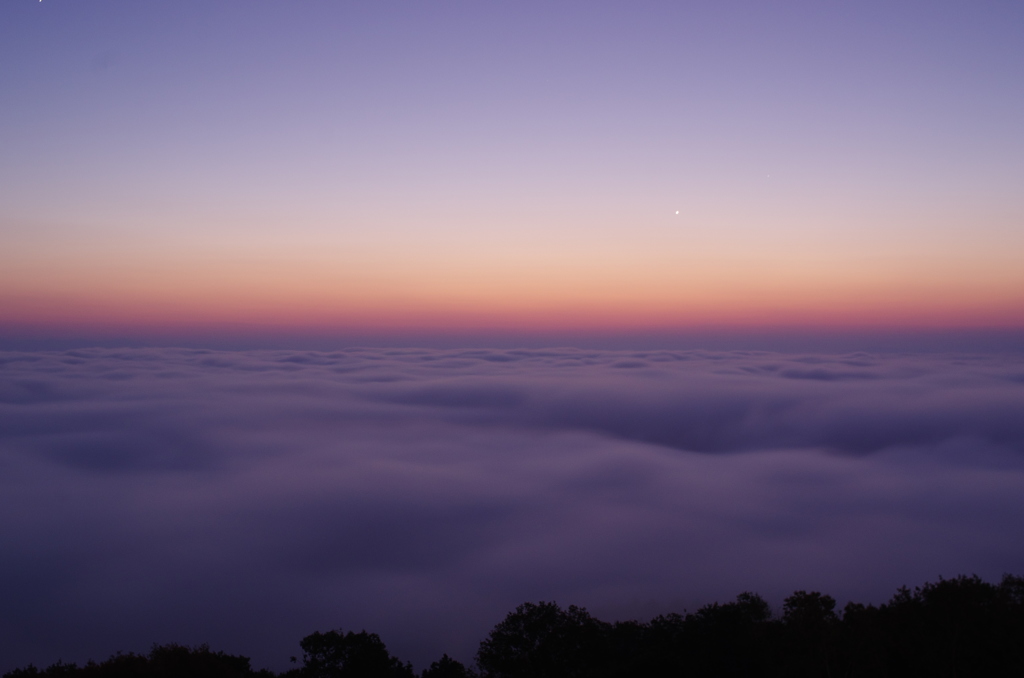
[4, 573, 1024, 678]
[880, 574, 1024, 677]
[419, 654, 471, 678]
[292, 630, 413, 678]
[781, 590, 838, 677]
[475, 602, 608, 678]
[1, 644, 268, 678]
[685, 592, 774, 677]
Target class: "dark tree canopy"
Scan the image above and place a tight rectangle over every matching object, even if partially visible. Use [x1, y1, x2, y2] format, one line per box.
[6, 574, 1024, 678]
[472, 577, 1024, 678]
[287, 630, 413, 678]
[419, 654, 470, 678]
[475, 602, 609, 678]
[2, 643, 270, 678]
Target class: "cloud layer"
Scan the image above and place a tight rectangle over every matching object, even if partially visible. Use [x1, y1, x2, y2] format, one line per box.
[2, 347, 1024, 672]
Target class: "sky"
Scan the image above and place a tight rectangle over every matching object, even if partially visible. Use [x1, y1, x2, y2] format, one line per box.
[1, 1, 1023, 343]
[2, 2, 1024, 675]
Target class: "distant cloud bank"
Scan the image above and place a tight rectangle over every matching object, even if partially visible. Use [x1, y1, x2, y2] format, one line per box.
[2, 348, 1023, 672]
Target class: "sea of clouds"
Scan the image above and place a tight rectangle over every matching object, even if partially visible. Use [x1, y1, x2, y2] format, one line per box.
[2, 347, 1024, 672]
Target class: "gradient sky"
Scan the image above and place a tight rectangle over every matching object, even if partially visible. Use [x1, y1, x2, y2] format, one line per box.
[2, 1, 1023, 339]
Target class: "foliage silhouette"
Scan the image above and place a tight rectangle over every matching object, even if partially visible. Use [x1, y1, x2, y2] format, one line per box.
[419, 654, 471, 678]
[282, 630, 414, 678]
[475, 602, 608, 678]
[6, 574, 1024, 678]
[780, 590, 838, 677]
[2, 643, 271, 678]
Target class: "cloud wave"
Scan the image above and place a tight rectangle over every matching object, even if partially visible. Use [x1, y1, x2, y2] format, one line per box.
[1, 347, 1024, 672]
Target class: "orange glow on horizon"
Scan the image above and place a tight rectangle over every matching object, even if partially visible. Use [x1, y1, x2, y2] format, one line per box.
[3, 280, 1022, 333]
[3, 228, 1023, 334]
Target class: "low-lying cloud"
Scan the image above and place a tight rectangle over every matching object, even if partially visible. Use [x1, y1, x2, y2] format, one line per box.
[2, 347, 1023, 672]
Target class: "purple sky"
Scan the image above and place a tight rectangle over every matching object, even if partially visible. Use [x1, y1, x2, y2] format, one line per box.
[2, 1, 1023, 332]
[2, 347, 1024, 672]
